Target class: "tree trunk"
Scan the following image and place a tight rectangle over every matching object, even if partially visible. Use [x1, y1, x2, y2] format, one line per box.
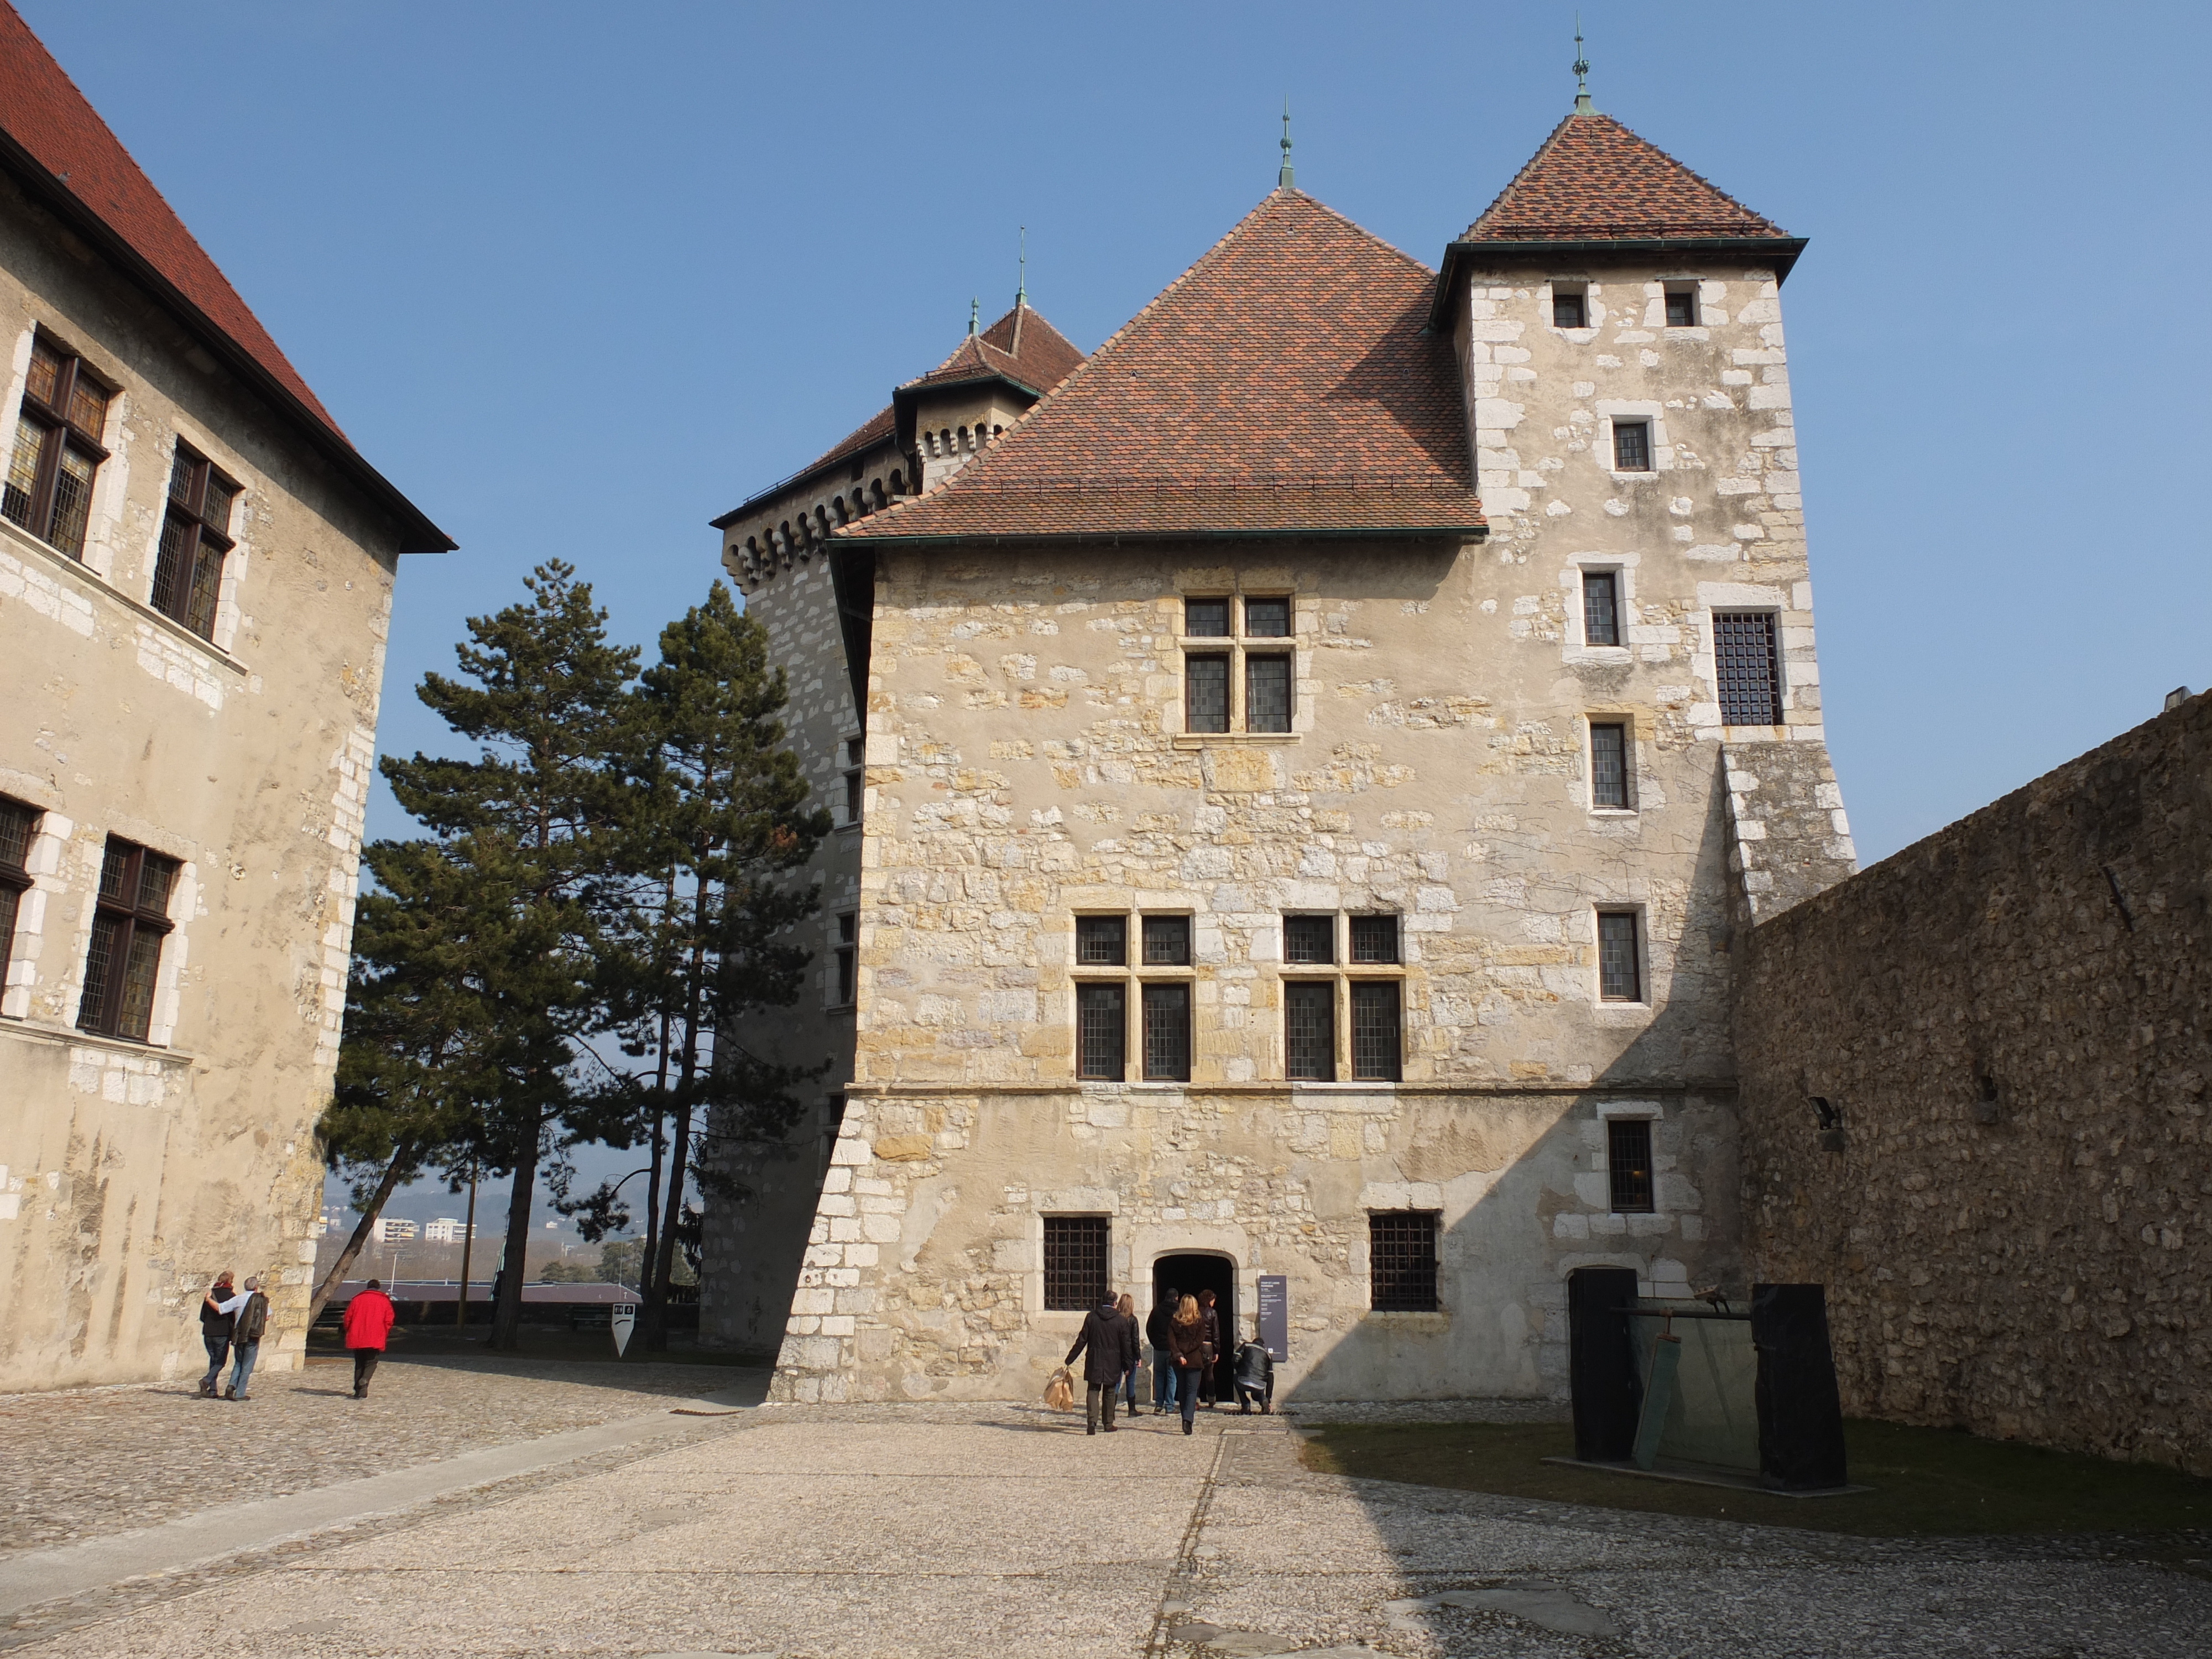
[309, 1144, 414, 1324]
[640, 1092, 692, 1352]
[455, 1164, 478, 1328]
[489, 1120, 541, 1351]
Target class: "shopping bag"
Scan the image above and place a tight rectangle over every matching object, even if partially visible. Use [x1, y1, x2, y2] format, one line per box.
[1044, 1365, 1077, 1412]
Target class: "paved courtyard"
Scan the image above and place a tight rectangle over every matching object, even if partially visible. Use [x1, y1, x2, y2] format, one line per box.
[0, 1364, 2205, 1657]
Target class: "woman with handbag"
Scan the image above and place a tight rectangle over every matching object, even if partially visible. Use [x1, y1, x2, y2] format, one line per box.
[1167, 1295, 1208, 1435]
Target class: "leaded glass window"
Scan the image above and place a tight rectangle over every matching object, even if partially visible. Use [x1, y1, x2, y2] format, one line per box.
[1076, 915, 1126, 966]
[1186, 654, 1229, 733]
[78, 837, 178, 1042]
[1613, 419, 1652, 472]
[1582, 570, 1619, 646]
[1076, 983, 1126, 1079]
[1590, 722, 1629, 808]
[151, 445, 238, 641]
[1285, 980, 1334, 1081]
[0, 796, 35, 996]
[1349, 914, 1399, 965]
[1597, 911, 1642, 1003]
[1283, 914, 1333, 966]
[1142, 983, 1191, 1081]
[1185, 597, 1230, 637]
[2, 337, 110, 559]
[1243, 596, 1291, 637]
[1141, 915, 1190, 966]
[1350, 981, 1401, 1081]
[1245, 655, 1291, 733]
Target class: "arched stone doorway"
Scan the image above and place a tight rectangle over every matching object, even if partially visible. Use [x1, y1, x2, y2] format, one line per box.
[1152, 1251, 1237, 1403]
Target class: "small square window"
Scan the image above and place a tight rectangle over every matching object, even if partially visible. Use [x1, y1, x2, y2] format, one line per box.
[1597, 911, 1642, 1002]
[1608, 1118, 1656, 1213]
[1552, 288, 1587, 329]
[1243, 596, 1291, 638]
[1187, 654, 1230, 734]
[1142, 983, 1191, 1081]
[1185, 597, 1231, 637]
[1582, 571, 1620, 647]
[1141, 914, 1190, 966]
[1075, 915, 1127, 966]
[1349, 914, 1399, 964]
[1245, 655, 1291, 733]
[1283, 914, 1334, 966]
[1664, 288, 1697, 328]
[1612, 420, 1652, 473]
[1368, 1211, 1438, 1311]
[1076, 983, 1126, 1079]
[1043, 1215, 1110, 1310]
[1590, 722, 1629, 810]
[1285, 980, 1335, 1081]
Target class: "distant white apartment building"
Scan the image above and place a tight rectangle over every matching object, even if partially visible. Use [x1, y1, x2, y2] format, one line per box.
[371, 1217, 418, 1243]
[422, 1218, 477, 1243]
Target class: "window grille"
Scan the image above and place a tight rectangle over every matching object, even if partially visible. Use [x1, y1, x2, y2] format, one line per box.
[1243, 596, 1291, 637]
[2, 337, 111, 559]
[833, 913, 856, 1008]
[1185, 597, 1230, 637]
[1075, 915, 1126, 966]
[0, 797, 35, 994]
[1349, 914, 1399, 965]
[1613, 420, 1652, 472]
[1608, 1118, 1656, 1212]
[1142, 983, 1191, 1081]
[1186, 654, 1230, 733]
[1076, 983, 1126, 1079]
[1350, 981, 1402, 1081]
[78, 837, 178, 1042]
[1285, 981, 1334, 1081]
[1245, 656, 1291, 733]
[1553, 290, 1587, 328]
[1597, 911, 1642, 1002]
[1042, 1215, 1110, 1310]
[1713, 612, 1782, 725]
[152, 445, 238, 640]
[1590, 722, 1629, 808]
[1141, 915, 1190, 966]
[1582, 571, 1619, 646]
[1665, 289, 1697, 327]
[1283, 914, 1333, 965]
[1369, 1211, 1439, 1311]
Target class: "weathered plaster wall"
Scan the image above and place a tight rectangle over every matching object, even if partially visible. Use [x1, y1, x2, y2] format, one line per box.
[1738, 692, 2212, 1472]
[0, 176, 405, 1390]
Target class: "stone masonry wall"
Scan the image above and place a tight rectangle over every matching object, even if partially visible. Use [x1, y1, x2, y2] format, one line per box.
[1736, 691, 2211, 1471]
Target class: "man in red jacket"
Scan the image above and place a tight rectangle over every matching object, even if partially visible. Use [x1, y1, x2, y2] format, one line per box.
[340, 1279, 397, 1399]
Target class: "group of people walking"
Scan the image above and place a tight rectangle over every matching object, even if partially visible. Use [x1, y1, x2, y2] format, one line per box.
[193, 1272, 397, 1401]
[1065, 1282, 1275, 1436]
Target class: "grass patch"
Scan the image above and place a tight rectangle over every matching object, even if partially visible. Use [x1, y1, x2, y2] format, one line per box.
[1298, 1419, 2212, 1540]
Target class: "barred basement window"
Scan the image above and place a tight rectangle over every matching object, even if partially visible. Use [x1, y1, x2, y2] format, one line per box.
[1597, 911, 1642, 1003]
[1350, 981, 1402, 1081]
[1582, 570, 1620, 646]
[1245, 655, 1291, 733]
[1141, 914, 1190, 966]
[1590, 722, 1630, 808]
[1349, 914, 1399, 965]
[1552, 287, 1587, 329]
[1612, 420, 1652, 472]
[1043, 1215, 1110, 1311]
[1186, 654, 1230, 733]
[0, 796, 37, 993]
[152, 444, 238, 640]
[3, 336, 111, 559]
[1283, 914, 1333, 965]
[1285, 980, 1334, 1081]
[1664, 287, 1698, 327]
[1076, 983, 1126, 1079]
[1608, 1118, 1656, 1213]
[1076, 915, 1127, 967]
[1713, 612, 1782, 725]
[832, 913, 856, 1008]
[1142, 983, 1191, 1081]
[78, 837, 178, 1042]
[1369, 1211, 1439, 1312]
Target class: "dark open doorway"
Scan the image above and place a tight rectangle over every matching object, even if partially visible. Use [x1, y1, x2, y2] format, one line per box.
[1152, 1252, 1236, 1403]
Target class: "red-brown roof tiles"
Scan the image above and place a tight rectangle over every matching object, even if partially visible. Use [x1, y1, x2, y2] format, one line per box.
[844, 191, 1479, 542]
[1460, 111, 1790, 244]
[906, 305, 1086, 396]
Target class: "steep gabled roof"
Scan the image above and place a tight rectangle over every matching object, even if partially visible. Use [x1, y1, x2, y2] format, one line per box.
[0, 3, 451, 551]
[843, 191, 1480, 543]
[1460, 111, 1791, 244]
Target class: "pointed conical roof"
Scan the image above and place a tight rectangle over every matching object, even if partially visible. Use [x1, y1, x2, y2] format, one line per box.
[1462, 111, 1791, 244]
[906, 304, 1085, 398]
[843, 191, 1479, 542]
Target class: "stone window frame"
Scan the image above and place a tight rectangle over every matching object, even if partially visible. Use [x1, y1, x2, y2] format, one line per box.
[1585, 713, 1637, 815]
[1068, 908, 1197, 1084]
[1543, 277, 1603, 337]
[0, 790, 67, 1023]
[1593, 1100, 1668, 1220]
[1592, 905, 1649, 1009]
[1558, 552, 1638, 669]
[1277, 910, 1407, 1084]
[1594, 400, 1671, 481]
[1169, 585, 1307, 745]
[1025, 1192, 1124, 1326]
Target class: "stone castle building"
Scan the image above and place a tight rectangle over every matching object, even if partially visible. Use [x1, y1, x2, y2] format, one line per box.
[0, 8, 447, 1390]
[709, 96, 1856, 1403]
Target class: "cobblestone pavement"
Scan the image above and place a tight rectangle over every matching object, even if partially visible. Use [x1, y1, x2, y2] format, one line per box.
[0, 1354, 765, 1552]
[4, 1398, 2207, 1657]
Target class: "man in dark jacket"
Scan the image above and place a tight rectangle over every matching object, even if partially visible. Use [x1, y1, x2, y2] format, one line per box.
[1066, 1293, 1138, 1435]
[1145, 1286, 1178, 1415]
[226, 1276, 270, 1400]
[1232, 1328, 1275, 1413]
[197, 1272, 241, 1398]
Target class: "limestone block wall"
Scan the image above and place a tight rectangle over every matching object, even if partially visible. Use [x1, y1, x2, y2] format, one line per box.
[1736, 692, 2211, 1471]
[0, 180, 407, 1390]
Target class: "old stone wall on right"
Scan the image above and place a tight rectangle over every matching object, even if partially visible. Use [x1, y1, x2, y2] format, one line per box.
[1734, 690, 2210, 1473]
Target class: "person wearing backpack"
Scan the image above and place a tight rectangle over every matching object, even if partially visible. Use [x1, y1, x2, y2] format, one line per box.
[197, 1272, 242, 1399]
[226, 1276, 270, 1401]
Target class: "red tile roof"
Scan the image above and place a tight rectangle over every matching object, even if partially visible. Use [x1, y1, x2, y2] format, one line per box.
[0, 2, 343, 437]
[1460, 112, 1791, 244]
[843, 191, 1479, 542]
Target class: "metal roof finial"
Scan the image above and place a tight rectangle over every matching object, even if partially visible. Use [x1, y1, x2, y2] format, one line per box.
[968, 296, 979, 337]
[1016, 226, 1027, 308]
[1279, 97, 1295, 190]
[1573, 14, 1595, 113]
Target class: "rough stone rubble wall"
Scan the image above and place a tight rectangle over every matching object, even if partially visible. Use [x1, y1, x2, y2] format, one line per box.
[1736, 692, 2211, 1472]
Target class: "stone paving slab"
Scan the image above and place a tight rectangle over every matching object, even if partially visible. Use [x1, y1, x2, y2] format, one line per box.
[0, 1355, 766, 1553]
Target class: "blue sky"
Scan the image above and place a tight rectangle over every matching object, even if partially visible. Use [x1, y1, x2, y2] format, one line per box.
[20, 2, 2208, 1229]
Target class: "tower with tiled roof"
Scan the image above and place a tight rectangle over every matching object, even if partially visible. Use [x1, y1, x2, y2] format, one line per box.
[711, 91, 1858, 1408]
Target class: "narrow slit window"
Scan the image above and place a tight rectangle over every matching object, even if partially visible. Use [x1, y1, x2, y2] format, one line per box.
[1368, 1211, 1439, 1311]
[1075, 915, 1127, 967]
[1141, 915, 1191, 967]
[1187, 654, 1230, 733]
[0, 796, 36, 993]
[1184, 597, 1230, 637]
[1142, 983, 1191, 1081]
[1582, 571, 1620, 646]
[1597, 911, 1642, 1003]
[1713, 612, 1783, 726]
[1285, 981, 1335, 1081]
[1350, 981, 1402, 1081]
[1552, 288, 1587, 329]
[1664, 288, 1698, 327]
[1349, 914, 1399, 965]
[1590, 722, 1629, 809]
[833, 912, 857, 1008]
[1612, 420, 1652, 472]
[1283, 914, 1333, 966]
[1243, 596, 1291, 638]
[1042, 1215, 1109, 1310]
[78, 837, 178, 1042]
[1608, 1118, 1656, 1213]
[1245, 655, 1291, 733]
[1076, 983, 1126, 1080]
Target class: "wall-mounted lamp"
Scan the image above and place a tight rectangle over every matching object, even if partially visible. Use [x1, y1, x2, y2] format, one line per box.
[1809, 1095, 1845, 1154]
